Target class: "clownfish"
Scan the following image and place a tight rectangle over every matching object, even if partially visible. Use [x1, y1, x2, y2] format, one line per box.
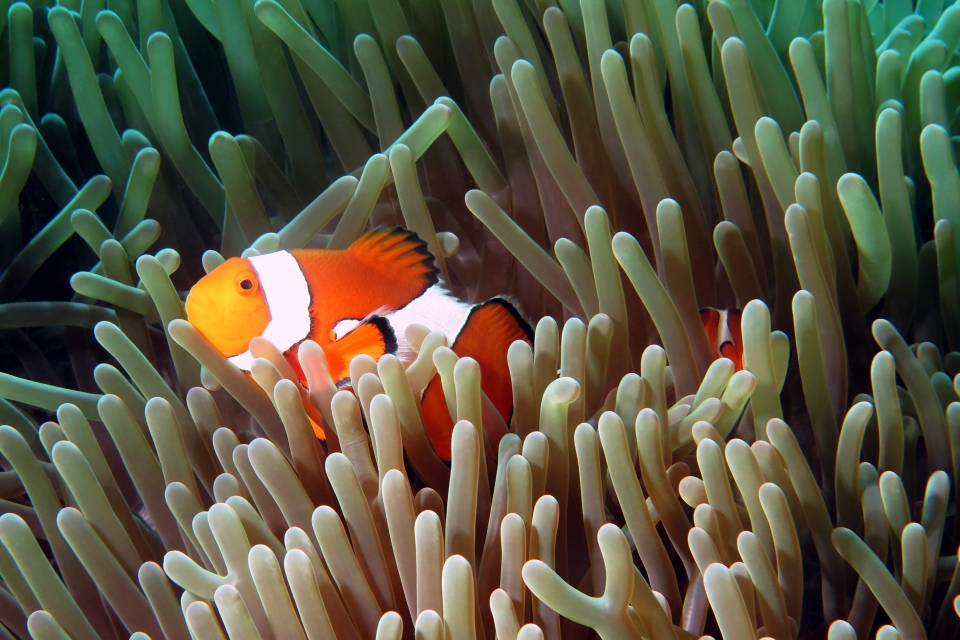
[699, 308, 744, 371]
[185, 227, 533, 460]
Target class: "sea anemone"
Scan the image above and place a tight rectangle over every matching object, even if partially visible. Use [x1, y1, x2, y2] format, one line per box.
[0, 0, 956, 638]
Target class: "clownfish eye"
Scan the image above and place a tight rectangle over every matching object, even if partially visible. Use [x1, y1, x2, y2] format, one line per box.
[235, 272, 258, 294]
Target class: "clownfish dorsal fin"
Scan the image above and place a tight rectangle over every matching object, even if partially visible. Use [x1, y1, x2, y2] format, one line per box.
[348, 227, 440, 296]
[322, 316, 397, 384]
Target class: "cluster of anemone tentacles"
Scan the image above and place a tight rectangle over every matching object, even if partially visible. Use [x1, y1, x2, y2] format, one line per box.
[0, 0, 958, 637]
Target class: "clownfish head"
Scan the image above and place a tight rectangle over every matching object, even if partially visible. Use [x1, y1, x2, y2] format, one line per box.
[185, 257, 271, 358]
[700, 307, 744, 371]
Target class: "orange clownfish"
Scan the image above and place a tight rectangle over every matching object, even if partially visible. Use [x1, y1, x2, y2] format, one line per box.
[699, 308, 744, 371]
[185, 227, 533, 460]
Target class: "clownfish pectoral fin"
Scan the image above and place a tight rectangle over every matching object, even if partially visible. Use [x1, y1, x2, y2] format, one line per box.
[719, 341, 743, 371]
[348, 227, 440, 295]
[322, 316, 397, 384]
[724, 308, 744, 371]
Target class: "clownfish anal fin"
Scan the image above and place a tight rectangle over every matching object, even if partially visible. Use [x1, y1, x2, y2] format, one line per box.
[322, 316, 397, 383]
[349, 227, 440, 294]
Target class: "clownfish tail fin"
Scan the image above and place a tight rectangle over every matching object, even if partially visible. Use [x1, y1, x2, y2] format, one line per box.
[418, 297, 531, 462]
[484, 295, 535, 341]
[454, 298, 532, 420]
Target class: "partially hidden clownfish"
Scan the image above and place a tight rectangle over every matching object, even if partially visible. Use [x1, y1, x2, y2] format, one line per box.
[699, 308, 744, 371]
[185, 227, 533, 460]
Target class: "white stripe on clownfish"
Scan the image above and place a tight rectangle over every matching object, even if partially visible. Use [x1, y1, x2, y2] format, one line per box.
[332, 319, 361, 339]
[716, 309, 735, 348]
[332, 285, 473, 362]
[385, 285, 472, 360]
[227, 250, 311, 371]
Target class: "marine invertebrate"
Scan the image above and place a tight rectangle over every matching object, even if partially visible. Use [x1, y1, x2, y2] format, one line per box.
[0, 0, 957, 637]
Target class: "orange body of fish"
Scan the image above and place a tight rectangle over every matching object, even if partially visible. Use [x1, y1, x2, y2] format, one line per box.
[699, 307, 744, 371]
[185, 227, 533, 460]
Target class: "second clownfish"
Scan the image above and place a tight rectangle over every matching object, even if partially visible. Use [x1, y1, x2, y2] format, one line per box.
[185, 227, 533, 460]
[699, 307, 744, 371]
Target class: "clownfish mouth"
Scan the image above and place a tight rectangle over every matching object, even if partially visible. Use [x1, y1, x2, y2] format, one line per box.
[185, 294, 222, 330]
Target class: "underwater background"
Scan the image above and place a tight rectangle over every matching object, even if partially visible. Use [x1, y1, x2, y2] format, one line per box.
[0, 0, 957, 637]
